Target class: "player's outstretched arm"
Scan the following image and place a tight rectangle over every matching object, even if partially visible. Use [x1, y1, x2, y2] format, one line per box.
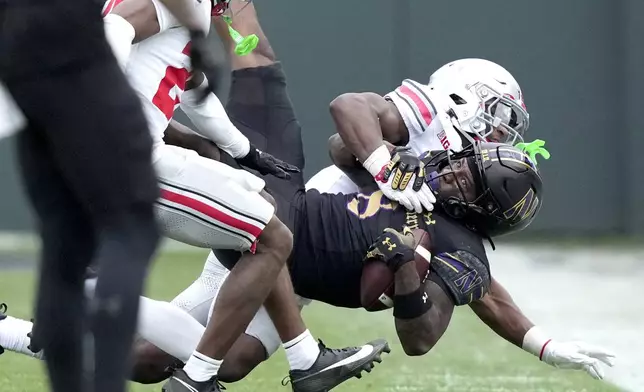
[468, 277, 533, 347]
[469, 278, 616, 380]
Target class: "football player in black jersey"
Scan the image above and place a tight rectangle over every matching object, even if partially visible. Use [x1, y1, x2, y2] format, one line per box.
[155, 1, 611, 383]
[146, 2, 610, 384]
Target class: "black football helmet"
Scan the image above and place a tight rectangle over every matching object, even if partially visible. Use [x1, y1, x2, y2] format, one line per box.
[421, 141, 543, 237]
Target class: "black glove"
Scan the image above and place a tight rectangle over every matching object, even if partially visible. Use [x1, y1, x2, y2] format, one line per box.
[188, 30, 223, 103]
[364, 227, 416, 272]
[236, 144, 301, 179]
[378, 146, 426, 192]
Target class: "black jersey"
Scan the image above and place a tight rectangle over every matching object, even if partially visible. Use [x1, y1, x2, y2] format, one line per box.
[289, 189, 490, 308]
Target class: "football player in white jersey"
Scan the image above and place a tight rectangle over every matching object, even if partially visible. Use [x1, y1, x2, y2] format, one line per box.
[319, 57, 530, 200]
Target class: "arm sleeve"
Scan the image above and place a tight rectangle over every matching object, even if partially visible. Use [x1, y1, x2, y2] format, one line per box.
[180, 78, 250, 158]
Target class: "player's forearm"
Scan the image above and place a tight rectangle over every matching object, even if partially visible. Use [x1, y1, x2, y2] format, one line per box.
[469, 278, 534, 347]
[164, 120, 222, 161]
[393, 263, 436, 356]
[180, 80, 251, 158]
[157, 0, 207, 32]
[327, 134, 378, 190]
[329, 93, 388, 172]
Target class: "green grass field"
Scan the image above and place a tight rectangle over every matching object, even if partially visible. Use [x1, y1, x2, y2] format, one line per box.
[0, 250, 622, 392]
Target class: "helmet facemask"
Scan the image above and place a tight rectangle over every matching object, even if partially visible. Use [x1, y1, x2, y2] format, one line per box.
[420, 147, 487, 221]
[466, 83, 529, 145]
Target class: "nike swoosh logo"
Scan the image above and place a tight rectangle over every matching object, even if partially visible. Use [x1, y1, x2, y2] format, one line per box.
[318, 345, 375, 372]
[172, 377, 199, 392]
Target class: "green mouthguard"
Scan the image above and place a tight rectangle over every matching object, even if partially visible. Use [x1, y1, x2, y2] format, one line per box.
[516, 139, 551, 165]
[223, 15, 258, 56]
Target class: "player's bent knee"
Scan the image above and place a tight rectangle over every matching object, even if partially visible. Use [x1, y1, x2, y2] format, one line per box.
[257, 216, 293, 263]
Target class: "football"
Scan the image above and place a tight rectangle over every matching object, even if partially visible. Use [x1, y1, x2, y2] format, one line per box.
[360, 229, 433, 311]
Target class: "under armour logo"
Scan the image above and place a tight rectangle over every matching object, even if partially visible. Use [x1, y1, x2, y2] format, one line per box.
[382, 237, 396, 251]
[422, 291, 428, 303]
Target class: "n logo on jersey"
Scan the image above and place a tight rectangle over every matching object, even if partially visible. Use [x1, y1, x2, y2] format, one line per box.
[453, 270, 483, 294]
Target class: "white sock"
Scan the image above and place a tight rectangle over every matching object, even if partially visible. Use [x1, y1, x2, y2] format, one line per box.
[0, 316, 44, 359]
[103, 13, 135, 70]
[283, 329, 320, 371]
[137, 297, 205, 363]
[183, 351, 222, 382]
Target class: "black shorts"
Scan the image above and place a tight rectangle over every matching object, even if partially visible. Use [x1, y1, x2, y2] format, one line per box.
[225, 63, 307, 232]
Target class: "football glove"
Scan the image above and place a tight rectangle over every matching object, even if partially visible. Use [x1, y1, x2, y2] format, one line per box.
[365, 146, 435, 213]
[378, 146, 427, 191]
[364, 227, 416, 272]
[541, 340, 615, 380]
[523, 326, 615, 380]
[236, 144, 300, 179]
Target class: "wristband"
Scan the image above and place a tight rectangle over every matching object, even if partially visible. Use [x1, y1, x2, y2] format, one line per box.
[393, 286, 432, 319]
[522, 326, 552, 360]
[363, 144, 391, 177]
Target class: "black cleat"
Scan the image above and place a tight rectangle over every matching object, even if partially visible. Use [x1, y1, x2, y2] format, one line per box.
[161, 369, 224, 392]
[285, 339, 391, 392]
[0, 303, 7, 355]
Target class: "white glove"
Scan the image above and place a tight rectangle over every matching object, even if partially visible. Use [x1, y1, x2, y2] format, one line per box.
[363, 145, 435, 213]
[522, 326, 616, 380]
[377, 173, 435, 213]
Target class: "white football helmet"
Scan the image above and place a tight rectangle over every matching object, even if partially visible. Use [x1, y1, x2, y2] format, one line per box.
[428, 58, 529, 145]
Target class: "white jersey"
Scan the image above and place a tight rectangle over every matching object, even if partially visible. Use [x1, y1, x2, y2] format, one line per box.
[384, 78, 462, 154]
[103, 0, 212, 147]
